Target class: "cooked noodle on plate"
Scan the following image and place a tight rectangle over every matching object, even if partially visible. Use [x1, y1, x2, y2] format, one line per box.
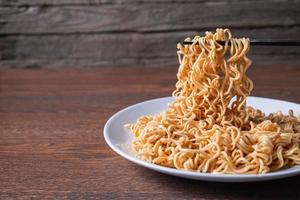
[126, 28, 300, 174]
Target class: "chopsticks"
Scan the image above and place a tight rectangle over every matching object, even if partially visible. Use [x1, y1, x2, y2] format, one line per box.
[183, 39, 300, 46]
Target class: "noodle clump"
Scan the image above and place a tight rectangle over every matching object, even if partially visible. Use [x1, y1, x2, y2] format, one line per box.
[128, 29, 300, 174]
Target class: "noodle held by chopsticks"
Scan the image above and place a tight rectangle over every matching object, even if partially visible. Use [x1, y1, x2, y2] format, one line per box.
[127, 28, 300, 174]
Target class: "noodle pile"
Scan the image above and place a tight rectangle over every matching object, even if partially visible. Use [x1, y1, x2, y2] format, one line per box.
[128, 29, 300, 174]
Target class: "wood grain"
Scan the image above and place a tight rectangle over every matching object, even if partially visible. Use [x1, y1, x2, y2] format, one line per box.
[1, 28, 300, 68]
[0, 0, 300, 68]
[0, 66, 300, 199]
[0, 0, 286, 6]
[1, 1, 299, 34]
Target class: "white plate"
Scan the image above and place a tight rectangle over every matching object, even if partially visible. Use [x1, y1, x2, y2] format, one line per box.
[104, 96, 300, 182]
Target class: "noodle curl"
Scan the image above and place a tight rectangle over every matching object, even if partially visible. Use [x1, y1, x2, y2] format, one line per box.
[128, 28, 300, 174]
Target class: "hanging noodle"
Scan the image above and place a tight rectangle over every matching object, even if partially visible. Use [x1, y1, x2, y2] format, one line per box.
[127, 28, 300, 174]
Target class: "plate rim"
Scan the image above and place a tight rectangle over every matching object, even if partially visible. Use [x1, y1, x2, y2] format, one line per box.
[103, 96, 300, 182]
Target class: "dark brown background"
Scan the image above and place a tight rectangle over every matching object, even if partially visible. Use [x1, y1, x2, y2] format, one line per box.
[1, 0, 300, 68]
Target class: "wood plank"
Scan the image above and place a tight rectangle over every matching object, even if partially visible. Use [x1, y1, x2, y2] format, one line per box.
[1, 27, 300, 68]
[1, 1, 299, 34]
[0, 0, 251, 6]
[2, 55, 300, 68]
[0, 67, 300, 199]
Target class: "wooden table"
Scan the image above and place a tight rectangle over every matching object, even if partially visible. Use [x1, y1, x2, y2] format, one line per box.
[1, 65, 300, 199]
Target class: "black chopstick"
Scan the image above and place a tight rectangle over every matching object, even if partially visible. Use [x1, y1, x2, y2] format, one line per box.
[183, 39, 300, 46]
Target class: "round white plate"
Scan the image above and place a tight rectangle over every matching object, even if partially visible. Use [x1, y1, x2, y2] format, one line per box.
[104, 96, 300, 182]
